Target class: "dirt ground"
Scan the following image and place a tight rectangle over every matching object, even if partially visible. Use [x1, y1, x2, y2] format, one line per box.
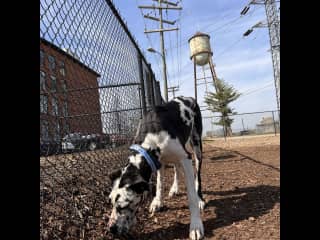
[41, 134, 280, 240]
[126, 134, 280, 240]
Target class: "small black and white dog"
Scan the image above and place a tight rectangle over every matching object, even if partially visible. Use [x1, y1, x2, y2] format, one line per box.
[107, 96, 205, 240]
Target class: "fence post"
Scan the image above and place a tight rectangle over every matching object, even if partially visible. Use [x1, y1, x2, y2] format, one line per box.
[272, 111, 277, 136]
[154, 80, 161, 106]
[138, 86, 142, 119]
[148, 64, 155, 108]
[138, 54, 147, 116]
[222, 116, 227, 141]
[241, 118, 245, 132]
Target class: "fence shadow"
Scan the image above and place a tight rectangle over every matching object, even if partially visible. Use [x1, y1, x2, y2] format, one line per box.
[210, 146, 280, 172]
[233, 150, 280, 172]
[209, 153, 236, 161]
[136, 185, 279, 239]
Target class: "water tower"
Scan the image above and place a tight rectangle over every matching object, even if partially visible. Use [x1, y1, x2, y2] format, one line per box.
[188, 32, 219, 100]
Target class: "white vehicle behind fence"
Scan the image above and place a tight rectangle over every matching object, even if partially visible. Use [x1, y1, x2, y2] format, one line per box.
[61, 132, 111, 152]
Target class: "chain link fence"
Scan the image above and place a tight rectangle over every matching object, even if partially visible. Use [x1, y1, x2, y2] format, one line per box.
[40, 0, 163, 239]
[203, 110, 280, 138]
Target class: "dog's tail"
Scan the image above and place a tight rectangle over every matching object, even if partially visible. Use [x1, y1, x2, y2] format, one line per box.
[192, 100, 203, 152]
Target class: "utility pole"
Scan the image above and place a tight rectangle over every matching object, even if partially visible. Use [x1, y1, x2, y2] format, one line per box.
[242, 0, 280, 123]
[168, 86, 179, 99]
[138, 1, 182, 102]
[242, 118, 245, 131]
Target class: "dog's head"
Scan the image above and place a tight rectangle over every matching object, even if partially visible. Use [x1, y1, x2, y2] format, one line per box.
[107, 162, 150, 235]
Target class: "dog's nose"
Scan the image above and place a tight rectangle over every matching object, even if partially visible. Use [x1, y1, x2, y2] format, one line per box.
[110, 224, 118, 234]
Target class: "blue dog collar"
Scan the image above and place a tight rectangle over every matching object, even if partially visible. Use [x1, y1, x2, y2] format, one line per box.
[129, 144, 161, 172]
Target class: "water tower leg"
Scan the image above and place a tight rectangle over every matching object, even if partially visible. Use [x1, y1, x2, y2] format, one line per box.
[208, 58, 218, 93]
[194, 59, 197, 101]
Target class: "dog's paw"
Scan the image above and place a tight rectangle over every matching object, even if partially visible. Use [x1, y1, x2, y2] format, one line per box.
[198, 199, 205, 211]
[168, 184, 179, 198]
[189, 217, 204, 240]
[149, 197, 162, 216]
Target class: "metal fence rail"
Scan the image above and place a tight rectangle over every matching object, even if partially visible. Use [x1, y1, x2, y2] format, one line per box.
[40, 0, 162, 239]
[203, 110, 280, 138]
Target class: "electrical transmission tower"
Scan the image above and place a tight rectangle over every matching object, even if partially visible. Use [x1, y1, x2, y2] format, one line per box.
[242, 0, 280, 119]
[138, 0, 182, 102]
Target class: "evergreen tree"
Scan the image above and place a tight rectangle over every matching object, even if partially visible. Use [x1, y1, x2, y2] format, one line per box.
[205, 78, 241, 136]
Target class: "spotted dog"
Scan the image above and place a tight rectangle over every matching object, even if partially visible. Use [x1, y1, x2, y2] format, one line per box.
[107, 96, 205, 240]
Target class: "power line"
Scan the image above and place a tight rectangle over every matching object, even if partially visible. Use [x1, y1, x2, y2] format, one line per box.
[176, 20, 181, 87]
[167, 14, 174, 88]
[215, 37, 244, 58]
[217, 5, 263, 36]
[138, 0, 182, 102]
[199, 9, 237, 32]
[169, 7, 259, 51]
[239, 83, 273, 98]
[135, 0, 163, 79]
[169, 15, 243, 50]
[163, 1, 182, 89]
[212, 5, 266, 59]
[200, 83, 274, 112]
[201, 82, 274, 112]
[168, 85, 179, 98]
[165, 1, 181, 89]
[241, 0, 280, 119]
[240, 81, 273, 94]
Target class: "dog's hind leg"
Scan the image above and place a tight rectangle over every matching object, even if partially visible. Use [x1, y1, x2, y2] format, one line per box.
[191, 136, 205, 210]
[180, 158, 204, 240]
[190, 104, 205, 210]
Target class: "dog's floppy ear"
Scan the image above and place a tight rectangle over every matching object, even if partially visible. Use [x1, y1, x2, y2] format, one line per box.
[128, 181, 149, 194]
[109, 169, 122, 182]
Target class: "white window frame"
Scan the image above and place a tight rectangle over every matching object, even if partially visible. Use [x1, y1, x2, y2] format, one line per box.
[40, 95, 48, 114]
[40, 71, 46, 91]
[41, 120, 49, 141]
[40, 50, 45, 67]
[59, 61, 66, 76]
[48, 55, 56, 70]
[51, 75, 57, 92]
[52, 97, 59, 116]
[53, 121, 60, 141]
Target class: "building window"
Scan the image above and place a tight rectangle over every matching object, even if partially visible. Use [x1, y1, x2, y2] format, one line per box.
[40, 95, 48, 113]
[62, 101, 68, 117]
[40, 120, 49, 141]
[48, 55, 56, 70]
[52, 97, 59, 116]
[61, 79, 67, 93]
[63, 120, 70, 135]
[59, 61, 66, 76]
[50, 75, 57, 92]
[40, 71, 46, 91]
[53, 121, 60, 141]
[40, 50, 45, 67]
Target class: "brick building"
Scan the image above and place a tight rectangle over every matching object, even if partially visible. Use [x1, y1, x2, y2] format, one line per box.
[40, 38, 102, 142]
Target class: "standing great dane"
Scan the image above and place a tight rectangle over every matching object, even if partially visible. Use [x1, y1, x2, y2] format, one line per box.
[107, 96, 205, 240]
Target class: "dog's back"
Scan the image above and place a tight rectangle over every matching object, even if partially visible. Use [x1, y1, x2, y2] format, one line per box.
[134, 96, 202, 149]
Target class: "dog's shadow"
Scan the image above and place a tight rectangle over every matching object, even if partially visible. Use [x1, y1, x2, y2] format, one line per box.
[136, 185, 279, 239]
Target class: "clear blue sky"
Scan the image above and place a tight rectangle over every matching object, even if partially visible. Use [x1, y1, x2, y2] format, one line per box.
[112, 0, 278, 108]
[113, 0, 279, 134]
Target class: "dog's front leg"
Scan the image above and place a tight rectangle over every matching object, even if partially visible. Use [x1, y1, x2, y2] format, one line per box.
[181, 159, 204, 240]
[169, 164, 180, 197]
[149, 167, 164, 215]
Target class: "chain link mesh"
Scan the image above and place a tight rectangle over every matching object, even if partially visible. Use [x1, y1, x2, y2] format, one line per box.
[203, 110, 280, 138]
[40, 0, 163, 239]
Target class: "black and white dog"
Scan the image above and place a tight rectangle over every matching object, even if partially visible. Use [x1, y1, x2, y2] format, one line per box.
[107, 96, 205, 240]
